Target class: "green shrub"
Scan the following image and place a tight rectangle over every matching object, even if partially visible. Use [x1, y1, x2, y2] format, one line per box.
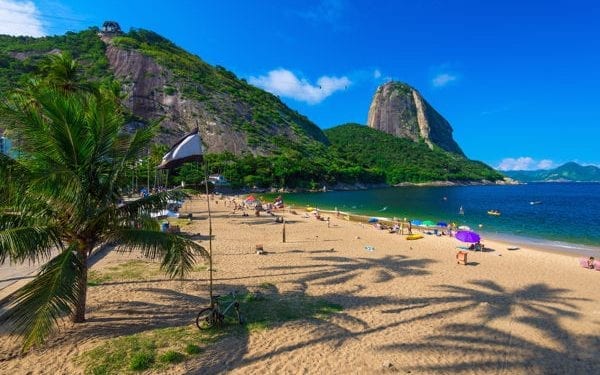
[129, 350, 154, 371]
[158, 350, 185, 363]
[184, 343, 202, 355]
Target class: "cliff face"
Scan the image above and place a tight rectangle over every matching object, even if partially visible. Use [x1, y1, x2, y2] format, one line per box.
[104, 43, 250, 152]
[0, 29, 329, 155]
[101, 31, 329, 154]
[367, 82, 464, 156]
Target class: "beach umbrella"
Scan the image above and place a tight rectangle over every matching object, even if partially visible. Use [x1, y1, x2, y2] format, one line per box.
[422, 220, 436, 227]
[245, 195, 256, 202]
[368, 217, 378, 223]
[437, 221, 447, 227]
[410, 219, 422, 226]
[455, 230, 481, 243]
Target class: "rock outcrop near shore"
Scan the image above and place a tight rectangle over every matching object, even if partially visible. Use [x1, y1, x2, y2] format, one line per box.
[367, 82, 465, 156]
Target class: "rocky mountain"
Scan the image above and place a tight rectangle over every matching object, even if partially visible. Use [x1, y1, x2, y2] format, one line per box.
[0, 27, 328, 155]
[367, 82, 464, 156]
[503, 162, 600, 182]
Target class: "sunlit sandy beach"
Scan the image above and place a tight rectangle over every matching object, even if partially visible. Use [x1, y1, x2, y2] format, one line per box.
[1, 195, 599, 374]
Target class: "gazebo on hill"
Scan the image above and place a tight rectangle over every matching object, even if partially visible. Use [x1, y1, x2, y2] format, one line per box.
[101, 21, 122, 34]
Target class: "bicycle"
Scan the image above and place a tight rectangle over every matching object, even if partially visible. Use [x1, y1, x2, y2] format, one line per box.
[196, 291, 244, 329]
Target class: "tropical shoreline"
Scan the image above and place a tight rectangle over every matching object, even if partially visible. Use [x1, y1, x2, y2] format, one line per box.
[2, 195, 599, 373]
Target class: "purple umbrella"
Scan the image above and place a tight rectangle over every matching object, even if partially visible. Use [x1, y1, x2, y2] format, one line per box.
[455, 230, 481, 243]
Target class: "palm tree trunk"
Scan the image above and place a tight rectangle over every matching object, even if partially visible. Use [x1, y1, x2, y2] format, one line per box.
[72, 246, 89, 323]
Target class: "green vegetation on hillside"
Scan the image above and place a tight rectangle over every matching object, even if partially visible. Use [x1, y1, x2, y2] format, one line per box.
[325, 124, 503, 184]
[1, 28, 502, 188]
[0, 28, 110, 94]
[503, 162, 600, 182]
[111, 29, 328, 149]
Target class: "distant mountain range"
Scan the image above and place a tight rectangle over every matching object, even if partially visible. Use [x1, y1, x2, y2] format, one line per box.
[503, 162, 600, 182]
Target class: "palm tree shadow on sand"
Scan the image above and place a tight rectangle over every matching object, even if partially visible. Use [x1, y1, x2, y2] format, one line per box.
[377, 279, 598, 373]
[260, 254, 437, 293]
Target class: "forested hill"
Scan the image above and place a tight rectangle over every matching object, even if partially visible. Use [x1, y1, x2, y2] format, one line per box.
[0, 27, 328, 154]
[0, 26, 504, 187]
[503, 162, 600, 182]
[326, 124, 504, 184]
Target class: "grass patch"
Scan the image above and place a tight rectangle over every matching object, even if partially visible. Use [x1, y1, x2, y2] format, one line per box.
[167, 218, 192, 226]
[77, 292, 343, 373]
[129, 350, 154, 371]
[158, 350, 185, 364]
[87, 270, 112, 286]
[77, 325, 223, 374]
[193, 264, 207, 272]
[87, 261, 164, 285]
[184, 343, 201, 355]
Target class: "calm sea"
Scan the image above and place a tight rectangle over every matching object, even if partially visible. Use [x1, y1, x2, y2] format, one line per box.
[279, 183, 600, 255]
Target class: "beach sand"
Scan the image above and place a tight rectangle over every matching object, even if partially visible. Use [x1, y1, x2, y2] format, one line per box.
[1, 196, 599, 374]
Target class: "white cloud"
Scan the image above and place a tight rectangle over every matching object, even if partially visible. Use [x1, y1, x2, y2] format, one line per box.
[432, 73, 457, 88]
[497, 157, 555, 171]
[249, 68, 351, 105]
[536, 159, 555, 169]
[0, 0, 45, 37]
[373, 69, 382, 79]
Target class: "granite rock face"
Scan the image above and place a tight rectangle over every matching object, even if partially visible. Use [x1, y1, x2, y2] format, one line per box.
[101, 34, 328, 154]
[367, 82, 464, 156]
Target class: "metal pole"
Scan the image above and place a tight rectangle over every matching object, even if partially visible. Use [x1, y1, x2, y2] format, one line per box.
[204, 159, 213, 306]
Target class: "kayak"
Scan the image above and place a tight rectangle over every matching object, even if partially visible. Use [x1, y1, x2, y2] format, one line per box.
[406, 234, 424, 240]
[487, 210, 501, 216]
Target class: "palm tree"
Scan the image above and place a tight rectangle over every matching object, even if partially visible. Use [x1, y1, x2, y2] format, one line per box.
[0, 67, 206, 350]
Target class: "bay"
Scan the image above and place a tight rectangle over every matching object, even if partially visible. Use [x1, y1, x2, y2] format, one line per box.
[279, 182, 600, 253]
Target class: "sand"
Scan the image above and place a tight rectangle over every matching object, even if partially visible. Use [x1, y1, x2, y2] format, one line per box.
[1, 196, 599, 374]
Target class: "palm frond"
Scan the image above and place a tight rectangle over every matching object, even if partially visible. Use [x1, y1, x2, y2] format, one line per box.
[113, 189, 189, 221]
[0, 225, 60, 265]
[110, 228, 207, 279]
[0, 246, 83, 350]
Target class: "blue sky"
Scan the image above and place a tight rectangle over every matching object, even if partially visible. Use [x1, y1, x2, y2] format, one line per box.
[1, 0, 599, 170]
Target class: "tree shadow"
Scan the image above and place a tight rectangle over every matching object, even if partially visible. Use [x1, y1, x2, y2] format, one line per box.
[382, 280, 586, 327]
[260, 254, 436, 293]
[376, 280, 596, 373]
[380, 323, 600, 373]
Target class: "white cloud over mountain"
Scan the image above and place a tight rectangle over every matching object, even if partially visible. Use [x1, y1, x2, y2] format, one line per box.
[249, 68, 350, 104]
[0, 0, 45, 37]
[497, 157, 555, 171]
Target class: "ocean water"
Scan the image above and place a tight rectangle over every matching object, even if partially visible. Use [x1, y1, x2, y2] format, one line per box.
[279, 183, 600, 255]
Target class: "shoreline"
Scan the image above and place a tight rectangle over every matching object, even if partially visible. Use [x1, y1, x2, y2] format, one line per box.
[3, 195, 599, 374]
[288, 206, 599, 259]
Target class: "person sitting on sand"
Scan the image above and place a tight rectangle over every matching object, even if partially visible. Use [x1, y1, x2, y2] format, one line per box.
[389, 224, 400, 234]
[588, 257, 595, 269]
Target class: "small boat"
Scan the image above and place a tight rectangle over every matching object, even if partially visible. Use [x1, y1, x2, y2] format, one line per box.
[406, 234, 424, 240]
[459, 206, 464, 215]
[530, 201, 542, 205]
[487, 210, 501, 216]
[306, 207, 315, 212]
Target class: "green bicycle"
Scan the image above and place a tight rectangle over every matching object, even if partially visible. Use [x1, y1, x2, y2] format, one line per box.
[196, 291, 244, 329]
